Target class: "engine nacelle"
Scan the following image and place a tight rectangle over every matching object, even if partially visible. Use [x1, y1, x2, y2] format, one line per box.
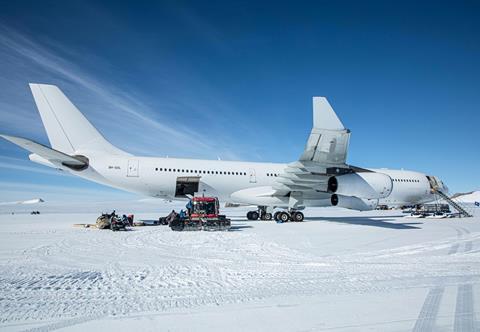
[331, 194, 378, 211]
[328, 172, 392, 199]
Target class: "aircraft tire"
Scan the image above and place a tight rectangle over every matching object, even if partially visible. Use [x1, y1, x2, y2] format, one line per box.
[273, 211, 280, 221]
[264, 213, 272, 221]
[292, 211, 304, 222]
[278, 212, 290, 223]
[250, 211, 259, 220]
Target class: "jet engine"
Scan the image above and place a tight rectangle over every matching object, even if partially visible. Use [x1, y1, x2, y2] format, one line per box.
[330, 194, 378, 211]
[327, 172, 392, 199]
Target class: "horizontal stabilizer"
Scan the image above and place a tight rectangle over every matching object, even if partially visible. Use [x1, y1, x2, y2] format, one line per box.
[0, 134, 88, 169]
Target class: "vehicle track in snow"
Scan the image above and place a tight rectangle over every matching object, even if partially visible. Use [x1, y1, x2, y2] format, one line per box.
[411, 226, 479, 332]
[1, 218, 480, 326]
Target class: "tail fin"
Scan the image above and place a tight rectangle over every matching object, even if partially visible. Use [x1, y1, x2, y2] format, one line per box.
[29, 83, 128, 156]
[312, 97, 345, 130]
[299, 97, 350, 165]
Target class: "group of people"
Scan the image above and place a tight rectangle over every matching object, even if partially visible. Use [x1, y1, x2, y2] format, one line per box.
[164, 200, 193, 224]
[164, 209, 188, 224]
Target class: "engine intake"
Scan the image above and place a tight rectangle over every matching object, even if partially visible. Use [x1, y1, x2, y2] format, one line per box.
[331, 194, 378, 211]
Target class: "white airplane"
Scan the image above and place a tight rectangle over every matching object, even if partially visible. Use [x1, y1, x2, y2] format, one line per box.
[1, 84, 448, 221]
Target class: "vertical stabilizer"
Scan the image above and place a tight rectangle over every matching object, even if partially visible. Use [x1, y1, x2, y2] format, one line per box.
[29, 83, 128, 156]
[312, 97, 345, 130]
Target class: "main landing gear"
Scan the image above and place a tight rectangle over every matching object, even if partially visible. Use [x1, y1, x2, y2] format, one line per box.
[246, 208, 304, 222]
[273, 210, 304, 223]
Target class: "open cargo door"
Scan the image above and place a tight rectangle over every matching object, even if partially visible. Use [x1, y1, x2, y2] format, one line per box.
[175, 177, 200, 198]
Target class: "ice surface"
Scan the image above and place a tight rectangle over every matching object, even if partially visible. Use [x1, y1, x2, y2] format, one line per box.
[0, 204, 479, 331]
[455, 191, 480, 204]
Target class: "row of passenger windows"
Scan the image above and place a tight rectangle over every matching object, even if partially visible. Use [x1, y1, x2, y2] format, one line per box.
[266, 173, 279, 177]
[393, 178, 419, 183]
[154, 168, 247, 176]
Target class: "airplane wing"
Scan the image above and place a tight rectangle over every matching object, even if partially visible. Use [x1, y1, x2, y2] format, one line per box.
[272, 98, 353, 200]
[0, 134, 88, 170]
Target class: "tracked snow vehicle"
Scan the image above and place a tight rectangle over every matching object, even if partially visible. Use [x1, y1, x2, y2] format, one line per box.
[170, 197, 231, 231]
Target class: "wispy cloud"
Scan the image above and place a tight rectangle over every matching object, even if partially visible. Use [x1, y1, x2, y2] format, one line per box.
[0, 24, 243, 160]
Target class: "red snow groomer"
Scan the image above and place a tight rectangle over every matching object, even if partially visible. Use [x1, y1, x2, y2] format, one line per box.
[170, 196, 231, 231]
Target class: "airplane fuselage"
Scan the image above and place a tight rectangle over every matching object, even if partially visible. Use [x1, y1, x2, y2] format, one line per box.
[78, 155, 440, 208]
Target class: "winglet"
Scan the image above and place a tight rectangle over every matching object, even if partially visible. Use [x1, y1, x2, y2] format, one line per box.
[312, 97, 345, 130]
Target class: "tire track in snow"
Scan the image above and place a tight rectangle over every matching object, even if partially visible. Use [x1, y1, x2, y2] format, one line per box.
[21, 315, 103, 332]
[412, 286, 445, 332]
[453, 228, 476, 332]
[412, 226, 466, 332]
[453, 284, 476, 332]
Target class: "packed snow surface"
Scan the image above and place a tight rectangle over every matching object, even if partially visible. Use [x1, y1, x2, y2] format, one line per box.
[0, 205, 479, 331]
[456, 191, 480, 204]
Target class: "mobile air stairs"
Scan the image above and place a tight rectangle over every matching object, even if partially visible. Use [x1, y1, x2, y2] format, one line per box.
[433, 189, 473, 218]
[426, 175, 473, 218]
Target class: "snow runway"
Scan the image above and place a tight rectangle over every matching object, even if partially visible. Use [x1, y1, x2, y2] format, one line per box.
[0, 207, 479, 331]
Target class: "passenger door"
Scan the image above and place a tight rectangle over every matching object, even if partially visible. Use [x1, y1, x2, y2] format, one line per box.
[127, 159, 139, 177]
[249, 168, 257, 183]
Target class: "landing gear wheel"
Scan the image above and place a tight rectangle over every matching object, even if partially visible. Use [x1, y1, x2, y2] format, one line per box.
[247, 211, 252, 220]
[273, 211, 280, 221]
[250, 211, 259, 220]
[263, 213, 272, 221]
[278, 212, 290, 223]
[291, 211, 304, 222]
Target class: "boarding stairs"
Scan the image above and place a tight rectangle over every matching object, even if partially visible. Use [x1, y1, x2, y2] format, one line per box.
[434, 189, 473, 218]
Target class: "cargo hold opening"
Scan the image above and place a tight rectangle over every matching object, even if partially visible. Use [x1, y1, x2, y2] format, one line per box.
[175, 177, 200, 198]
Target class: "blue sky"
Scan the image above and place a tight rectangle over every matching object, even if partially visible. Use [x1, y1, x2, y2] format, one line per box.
[0, 0, 479, 202]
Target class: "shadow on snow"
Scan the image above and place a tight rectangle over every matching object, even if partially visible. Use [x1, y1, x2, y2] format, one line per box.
[306, 216, 422, 229]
